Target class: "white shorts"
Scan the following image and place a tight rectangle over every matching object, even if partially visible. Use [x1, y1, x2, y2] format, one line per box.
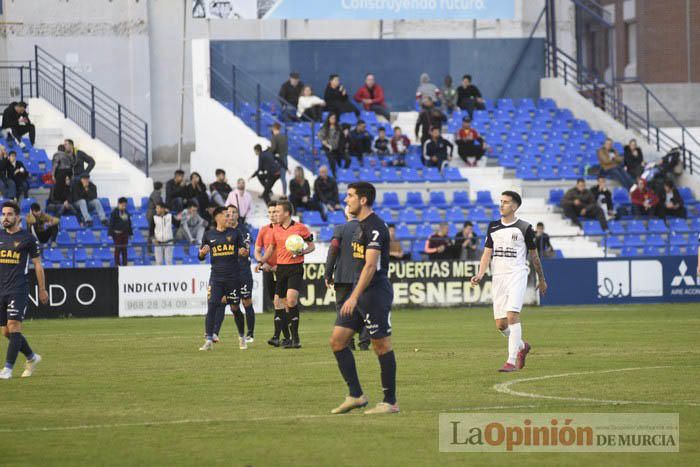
[491, 271, 528, 320]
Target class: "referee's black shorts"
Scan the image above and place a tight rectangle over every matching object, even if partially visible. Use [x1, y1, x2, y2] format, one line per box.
[275, 263, 304, 297]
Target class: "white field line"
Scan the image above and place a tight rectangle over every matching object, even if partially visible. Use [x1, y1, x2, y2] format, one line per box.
[493, 366, 700, 407]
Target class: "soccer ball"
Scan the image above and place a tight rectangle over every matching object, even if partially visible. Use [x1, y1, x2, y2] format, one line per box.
[285, 234, 305, 254]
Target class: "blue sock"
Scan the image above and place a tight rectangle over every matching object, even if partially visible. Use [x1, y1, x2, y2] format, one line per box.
[334, 347, 363, 398]
[378, 351, 397, 405]
[213, 304, 226, 335]
[232, 308, 246, 337]
[244, 303, 255, 336]
[5, 332, 22, 369]
[20, 335, 34, 360]
[205, 302, 218, 339]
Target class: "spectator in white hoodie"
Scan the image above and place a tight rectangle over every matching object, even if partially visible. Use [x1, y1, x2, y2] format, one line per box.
[153, 202, 174, 265]
[297, 85, 325, 121]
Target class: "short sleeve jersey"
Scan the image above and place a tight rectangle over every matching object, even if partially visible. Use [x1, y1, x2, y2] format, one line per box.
[267, 221, 313, 265]
[255, 224, 277, 267]
[484, 218, 536, 276]
[351, 212, 390, 286]
[331, 220, 360, 284]
[0, 229, 40, 293]
[236, 223, 252, 268]
[201, 227, 242, 281]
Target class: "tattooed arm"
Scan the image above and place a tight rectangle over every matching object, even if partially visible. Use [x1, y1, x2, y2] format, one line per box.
[529, 249, 547, 295]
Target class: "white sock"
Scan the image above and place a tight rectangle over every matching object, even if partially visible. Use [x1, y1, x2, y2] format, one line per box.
[507, 322, 524, 365]
[499, 327, 510, 337]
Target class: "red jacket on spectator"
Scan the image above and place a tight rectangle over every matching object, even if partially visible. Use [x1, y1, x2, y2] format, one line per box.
[630, 180, 659, 207]
[354, 84, 386, 110]
[390, 134, 410, 154]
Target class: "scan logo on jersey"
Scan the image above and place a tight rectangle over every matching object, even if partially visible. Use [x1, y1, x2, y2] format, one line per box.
[0, 248, 21, 264]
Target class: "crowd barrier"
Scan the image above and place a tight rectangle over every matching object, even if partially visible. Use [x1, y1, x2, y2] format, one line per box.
[24, 256, 699, 319]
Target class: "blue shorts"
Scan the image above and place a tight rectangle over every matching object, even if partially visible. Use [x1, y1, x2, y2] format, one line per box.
[209, 278, 240, 306]
[334, 283, 364, 332]
[239, 273, 253, 300]
[356, 279, 393, 339]
[0, 293, 28, 325]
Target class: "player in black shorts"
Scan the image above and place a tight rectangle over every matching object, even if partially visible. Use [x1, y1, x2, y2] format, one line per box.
[213, 205, 256, 344]
[329, 182, 398, 414]
[198, 206, 244, 351]
[0, 201, 48, 380]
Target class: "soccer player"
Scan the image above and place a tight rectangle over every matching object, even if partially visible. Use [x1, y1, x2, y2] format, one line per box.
[213, 205, 256, 343]
[0, 201, 48, 380]
[254, 201, 287, 345]
[329, 182, 399, 415]
[198, 206, 244, 351]
[470, 191, 547, 373]
[259, 200, 314, 349]
[324, 207, 370, 351]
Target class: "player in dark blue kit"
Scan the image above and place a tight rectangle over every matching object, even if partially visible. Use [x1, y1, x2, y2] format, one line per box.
[212, 205, 256, 345]
[0, 201, 48, 380]
[198, 206, 244, 352]
[329, 182, 399, 414]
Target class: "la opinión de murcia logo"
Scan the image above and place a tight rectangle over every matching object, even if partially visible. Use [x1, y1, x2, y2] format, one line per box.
[670, 260, 695, 287]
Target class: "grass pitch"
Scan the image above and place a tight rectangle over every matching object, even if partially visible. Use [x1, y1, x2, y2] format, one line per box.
[2, 304, 699, 466]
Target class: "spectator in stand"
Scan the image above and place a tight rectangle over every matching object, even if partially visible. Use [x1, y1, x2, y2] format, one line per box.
[630, 178, 661, 218]
[250, 144, 281, 204]
[456, 74, 485, 120]
[349, 120, 372, 166]
[297, 85, 325, 121]
[353, 73, 390, 121]
[318, 113, 342, 177]
[64, 139, 95, 183]
[7, 151, 29, 200]
[176, 202, 207, 244]
[166, 169, 187, 213]
[372, 127, 391, 160]
[313, 165, 341, 217]
[289, 166, 325, 220]
[269, 123, 290, 195]
[388, 224, 410, 261]
[0, 148, 16, 200]
[390, 126, 410, 167]
[534, 222, 555, 258]
[52, 144, 73, 185]
[415, 97, 446, 146]
[209, 169, 232, 207]
[1, 101, 35, 149]
[415, 73, 440, 105]
[597, 138, 634, 189]
[26, 203, 59, 246]
[662, 180, 686, 218]
[225, 178, 253, 225]
[153, 202, 174, 265]
[455, 117, 488, 166]
[561, 179, 608, 231]
[590, 175, 614, 219]
[185, 172, 210, 221]
[623, 138, 644, 180]
[424, 223, 454, 260]
[441, 75, 457, 114]
[278, 72, 303, 121]
[47, 175, 77, 217]
[109, 197, 133, 266]
[336, 123, 354, 172]
[146, 180, 163, 240]
[423, 126, 453, 171]
[324, 74, 359, 117]
[454, 221, 479, 260]
[72, 173, 108, 226]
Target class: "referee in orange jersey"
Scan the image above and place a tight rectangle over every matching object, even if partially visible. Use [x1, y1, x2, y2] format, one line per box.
[258, 200, 314, 348]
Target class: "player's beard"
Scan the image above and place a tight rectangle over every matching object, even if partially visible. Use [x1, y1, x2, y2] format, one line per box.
[2, 219, 17, 229]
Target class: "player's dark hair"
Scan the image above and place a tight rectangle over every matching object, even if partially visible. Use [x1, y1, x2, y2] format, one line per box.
[30, 203, 41, 212]
[576, 178, 585, 184]
[156, 201, 168, 209]
[215, 168, 225, 176]
[226, 204, 238, 212]
[464, 221, 473, 228]
[463, 74, 472, 81]
[174, 169, 185, 176]
[378, 127, 386, 132]
[348, 181, 376, 207]
[664, 179, 675, 189]
[8, 150, 16, 157]
[329, 73, 339, 81]
[501, 190, 522, 207]
[57, 144, 65, 152]
[2, 200, 20, 215]
[388, 223, 396, 229]
[187, 201, 198, 209]
[118, 197, 127, 204]
[267, 200, 277, 208]
[277, 200, 293, 214]
[357, 119, 365, 126]
[212, 206, 227, 219]
[65, 138, 74, 146]
[537, 222, 544, 228]
[153, 181, 163, 190]
[254, 144, 262, 152]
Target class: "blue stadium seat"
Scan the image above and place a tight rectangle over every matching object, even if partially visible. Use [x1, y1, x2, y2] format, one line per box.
[415, 224, 433, 239]
[548, 189, 564, 205]
[398, 209, 420, 224]
[623, 235, 644, 247]
[669, 245, 683, 256]
[381, 192, 400, 209]
[613, 188, 630, 205]
[452, 191, 471, 207]
[423, 168, 442, 182]
[621, 246, 639, 257]
[74, 248, 89, 262]
[188, 245, 200, 257]
[95, 247, 113, 261]
[424, 208, 443, 223]
[377, 208, 397, 223]
[583, 221, 604, 236]
[380, 168, 402, 183]
[85, 259, 102, 268]
[337, 169, 357, 184]
[468, 207, 490, 223]
[626, 220, 646, 235]
[20, 198, 37, 214]
[359, 168, 380, 183]
[446, 207, 466, 223]
[318, 226, 333, 242]
[643, 246, 666, 256]
[402, 168, 423, 183]
[173, 246, 187, 260]
[669, 218, 690, 233]
[132, 230, 146, 245]
[56, 231, 73, 247]
[44, 248, 64, 262]
[327, 210, 346, 224]
[690, 218, 700, 232]
[678, 187, 696, 205]
[429, 191, 449, 209]
[647, 219, 669, 234]
[607, 221, 625, 235]
[132, 215, 148, 229]
[60, 216, 81, 231]
[303, 211, 325, 226]
[476, 191, 495, 207]
[181, 256, 198, 265]
[394, 224, 414, 240]
[606, 235, 623, 249]
[646, 234, 666, 247]
[669, 233, 688, 246]
[405, 192, 425, 209]
[444, 167, 466, 181]
[59, 259, 74, 268]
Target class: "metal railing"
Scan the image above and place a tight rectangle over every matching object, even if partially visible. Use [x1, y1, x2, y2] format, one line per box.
[545, 41, 700, 175]
[0, 61, 34, 107]
[34, 46, 150, 176]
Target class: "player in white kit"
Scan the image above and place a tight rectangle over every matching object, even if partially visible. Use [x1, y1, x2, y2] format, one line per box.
[471, 191, 547, 372]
